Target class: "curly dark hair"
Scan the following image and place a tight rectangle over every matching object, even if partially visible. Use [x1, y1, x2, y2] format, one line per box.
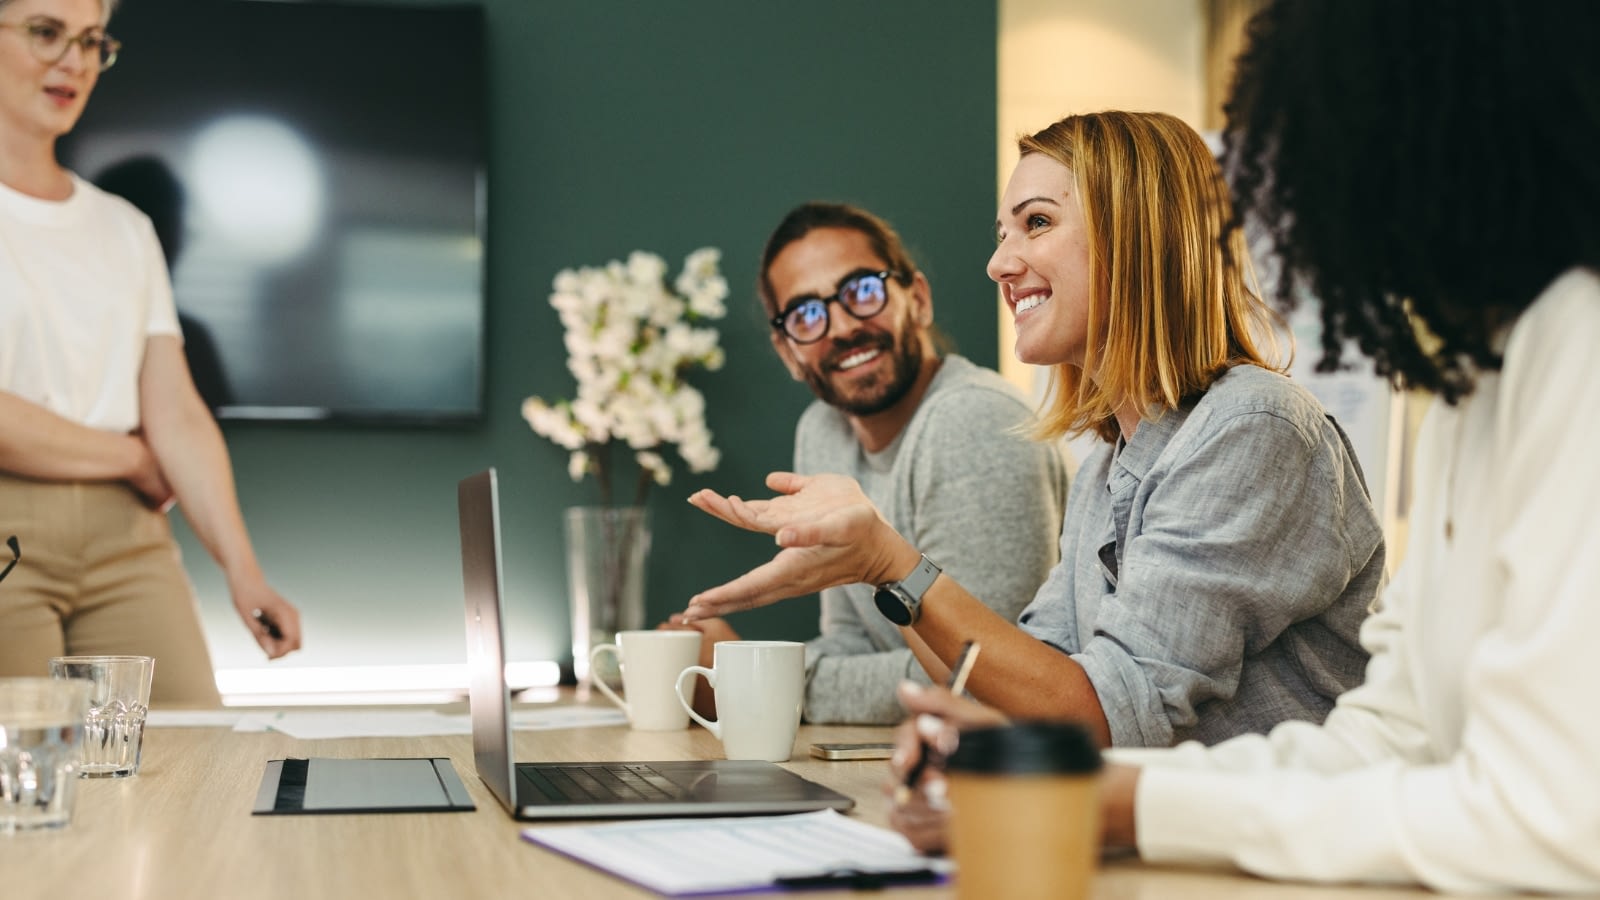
[1222, 0, 1600, 401]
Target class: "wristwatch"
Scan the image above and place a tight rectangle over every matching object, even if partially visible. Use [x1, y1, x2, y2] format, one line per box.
[873, 555, 942, 626]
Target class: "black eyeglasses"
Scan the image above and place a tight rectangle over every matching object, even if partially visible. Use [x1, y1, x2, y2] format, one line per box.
[0, 18, 121, 71]
[770, 270, 899, 344]
[0, 536, 18, 585]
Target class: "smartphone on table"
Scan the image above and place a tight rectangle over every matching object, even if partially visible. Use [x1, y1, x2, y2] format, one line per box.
[809, 742, 897, 761]
[811, 642, 981, 763]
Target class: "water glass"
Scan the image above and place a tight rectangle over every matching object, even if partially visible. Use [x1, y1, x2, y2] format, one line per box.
[1, 677, 91, 833]
[48, 656, 155, 778]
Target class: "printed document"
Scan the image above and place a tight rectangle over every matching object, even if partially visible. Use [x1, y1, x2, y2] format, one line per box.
[522, 809, 949, 896]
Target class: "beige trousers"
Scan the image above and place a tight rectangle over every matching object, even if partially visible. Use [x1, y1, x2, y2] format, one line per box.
[0, 473, 221, 706]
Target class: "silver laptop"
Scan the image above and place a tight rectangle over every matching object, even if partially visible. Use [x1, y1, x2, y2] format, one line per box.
[458, 468, 855, 820]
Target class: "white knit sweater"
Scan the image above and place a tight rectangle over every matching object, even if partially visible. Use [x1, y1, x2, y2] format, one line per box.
[1113, 267, 1600, 893]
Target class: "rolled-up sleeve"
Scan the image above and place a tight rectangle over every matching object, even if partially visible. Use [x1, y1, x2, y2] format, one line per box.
[1076, 408, 1369, 747]
[802, 593, 932, 724]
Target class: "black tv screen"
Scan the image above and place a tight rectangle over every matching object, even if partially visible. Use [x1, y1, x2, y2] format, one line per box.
[60, 0, 486, 424]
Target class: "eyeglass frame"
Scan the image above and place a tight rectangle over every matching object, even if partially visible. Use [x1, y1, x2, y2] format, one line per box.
[0, 17, 121, 71]
[769, 269, 905, 345]
[0, 536, 19, 585]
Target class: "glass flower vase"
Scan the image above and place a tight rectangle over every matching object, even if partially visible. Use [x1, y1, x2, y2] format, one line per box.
[565, 505, 650, 690]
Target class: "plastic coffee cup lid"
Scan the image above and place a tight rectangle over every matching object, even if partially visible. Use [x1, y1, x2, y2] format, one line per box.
[945, 721, 1102, 775]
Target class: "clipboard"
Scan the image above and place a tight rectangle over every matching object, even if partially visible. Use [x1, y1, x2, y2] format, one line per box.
[252, 757, 476, 815]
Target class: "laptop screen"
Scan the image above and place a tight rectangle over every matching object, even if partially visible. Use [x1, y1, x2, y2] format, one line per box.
[456, 467, 856, 821]
[458, 468, 518, 812]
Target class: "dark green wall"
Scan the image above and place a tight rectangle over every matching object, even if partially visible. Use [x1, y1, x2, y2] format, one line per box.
[160, 0, 1000, 671]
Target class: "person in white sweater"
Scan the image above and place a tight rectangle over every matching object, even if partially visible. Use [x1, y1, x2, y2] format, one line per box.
[887, 0, 1600, 892]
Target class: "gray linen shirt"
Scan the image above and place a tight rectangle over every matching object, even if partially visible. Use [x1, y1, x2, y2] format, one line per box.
[796, 355, 1070, 724]
[1019, 364, 1383, 747]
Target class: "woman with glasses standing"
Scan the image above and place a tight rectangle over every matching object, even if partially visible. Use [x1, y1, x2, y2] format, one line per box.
[679, 110, 1384, 752]
[0, 0, 301, 704]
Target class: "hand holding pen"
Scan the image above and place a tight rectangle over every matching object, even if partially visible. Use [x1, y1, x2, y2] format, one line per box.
[887, 643, 1007, 854]
[895, 641, 981, 805]
[236, 580, 303, 659]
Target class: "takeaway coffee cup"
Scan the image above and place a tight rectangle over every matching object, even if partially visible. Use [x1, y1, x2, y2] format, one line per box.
[674, 640, 803, 762]
[945, 721, 1103, 900]
[588, 630, 704, 731]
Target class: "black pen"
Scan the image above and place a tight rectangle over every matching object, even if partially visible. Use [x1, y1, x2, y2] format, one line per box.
[773, 866, 940, 889]
[896, 640, 980, 805]
[253, 609, 284, 641]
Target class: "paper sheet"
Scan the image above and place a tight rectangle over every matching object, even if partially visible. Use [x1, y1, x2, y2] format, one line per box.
[522, 809, 949, 896]
[247, 711, 464, 739]
[507, 707, 630, 731]
[145, 709, 249, 728]
[227, 706, 627, 739]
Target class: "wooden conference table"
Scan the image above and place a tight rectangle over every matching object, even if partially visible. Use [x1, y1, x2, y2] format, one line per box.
[2, 693, 1464, 900]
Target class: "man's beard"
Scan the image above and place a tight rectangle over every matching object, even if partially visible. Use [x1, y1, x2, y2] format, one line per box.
[801, 329, 924, 417]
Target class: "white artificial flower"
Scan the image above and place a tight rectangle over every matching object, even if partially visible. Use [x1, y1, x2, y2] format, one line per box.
[522, 400, 587, 451]
[568, 450, 590, 481]
[648, 293, 688, 329]
[567, 355, 601, 387]
[626, 251, 667, 287]
[662, 322, 697, 358]
[523, 246, 729, 501]
[680, 247, 721, 281]
[635, 451, 672, 486]
[592, 322, 635, 363]
[679, 430, 721, 473]
[570, 397, 612, 442]
[670, 386, 706, 419]
[687, 280, 729, 318]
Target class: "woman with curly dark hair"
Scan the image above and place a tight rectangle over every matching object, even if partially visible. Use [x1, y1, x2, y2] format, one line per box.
[889, 0, 1600, 891]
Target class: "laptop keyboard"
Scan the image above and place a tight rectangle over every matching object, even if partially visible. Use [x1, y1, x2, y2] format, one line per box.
[520, 764, 681, 804]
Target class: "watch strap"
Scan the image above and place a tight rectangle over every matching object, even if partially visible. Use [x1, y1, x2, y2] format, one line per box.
[875, 555, 942, 626]
[897, 555, 941, 601]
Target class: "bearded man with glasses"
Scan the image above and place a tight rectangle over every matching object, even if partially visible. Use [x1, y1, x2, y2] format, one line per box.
[665, 202, 1070, 725]
[0, 0, 301, 704]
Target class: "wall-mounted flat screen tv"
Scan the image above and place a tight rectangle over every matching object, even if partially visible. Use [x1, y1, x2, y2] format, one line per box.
[60, 0, 486, 424]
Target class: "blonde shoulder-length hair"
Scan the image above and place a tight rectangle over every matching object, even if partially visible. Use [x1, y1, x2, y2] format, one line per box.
[1022, 110, 1284, 443]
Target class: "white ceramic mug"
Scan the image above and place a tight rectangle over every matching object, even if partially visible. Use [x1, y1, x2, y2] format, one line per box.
[674, 640, 804, 762]
[588, 631, 704, 731]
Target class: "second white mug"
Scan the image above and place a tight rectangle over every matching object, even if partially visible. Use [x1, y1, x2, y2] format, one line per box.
[588, 630, 704, 731]
[674, 640, 804, 762]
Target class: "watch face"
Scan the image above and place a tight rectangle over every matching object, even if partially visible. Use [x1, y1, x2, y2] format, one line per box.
[874, 586, 914, 626]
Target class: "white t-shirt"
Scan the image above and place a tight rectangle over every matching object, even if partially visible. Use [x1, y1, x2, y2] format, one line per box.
[0, 173, 180, 433]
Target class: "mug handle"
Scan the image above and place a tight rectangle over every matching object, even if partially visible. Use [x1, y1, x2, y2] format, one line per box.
[675, 665, 719, 739]
[588, 643, 629, 717]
